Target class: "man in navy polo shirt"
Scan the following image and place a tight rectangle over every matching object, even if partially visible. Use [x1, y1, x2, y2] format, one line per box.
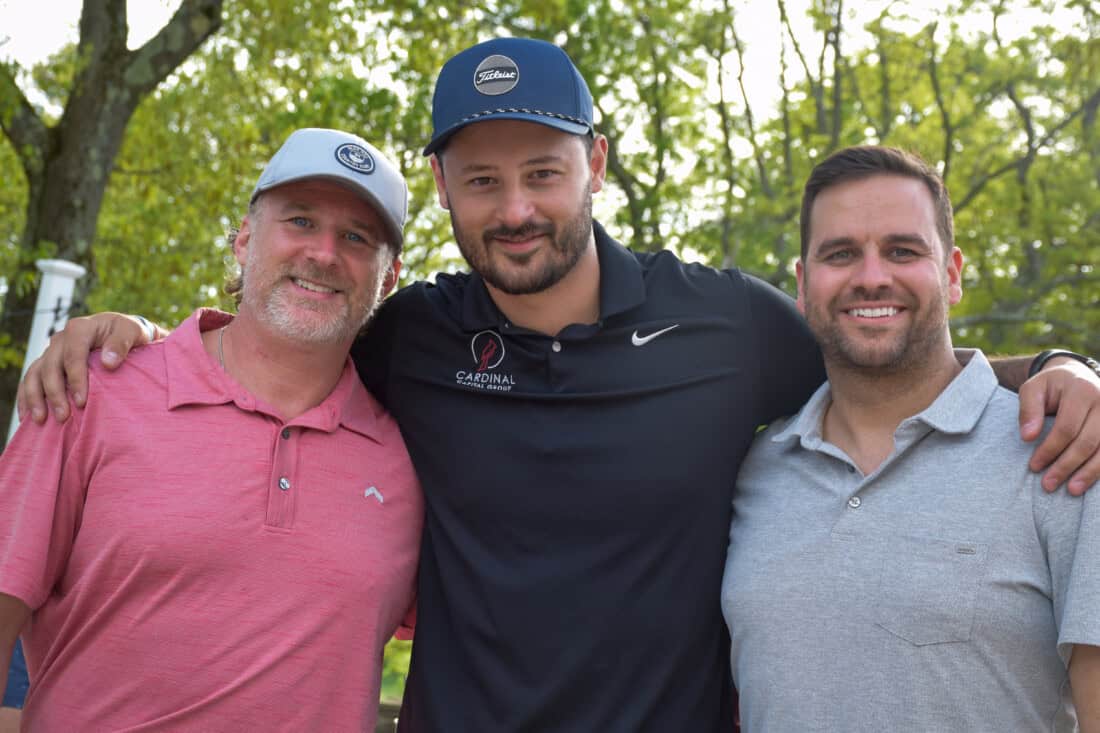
[18, 38, 1100, 732]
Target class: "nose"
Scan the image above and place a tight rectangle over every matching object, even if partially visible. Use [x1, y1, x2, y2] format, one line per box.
[305, 228, 341, 265]
[851, 249, 891, 291]
[496, 184, 536, 229]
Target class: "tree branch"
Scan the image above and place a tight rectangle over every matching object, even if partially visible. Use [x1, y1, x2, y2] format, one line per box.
[123, 0, 224, 97]
[828, 0, 843, 150]
[730, 11, 773, 199]
[953, 87, 1100, 213]
[926, 22, 955, 180]
[0, 62, 49, 184]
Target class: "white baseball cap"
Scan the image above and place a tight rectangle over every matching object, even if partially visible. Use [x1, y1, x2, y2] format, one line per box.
[251, 128, 408, 248]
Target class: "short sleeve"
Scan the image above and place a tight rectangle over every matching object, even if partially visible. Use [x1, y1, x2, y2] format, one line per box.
[0, 394, 90, 611]
[1040, 487, 1100, 663]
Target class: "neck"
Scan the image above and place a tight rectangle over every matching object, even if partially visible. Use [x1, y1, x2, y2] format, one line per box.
[202, 312, 351, 420]
[822, 344, 961, 474]
[485, 235, 601, 337]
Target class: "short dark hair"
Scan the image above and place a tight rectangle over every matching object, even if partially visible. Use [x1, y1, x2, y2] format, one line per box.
[800, 145, 954, 260]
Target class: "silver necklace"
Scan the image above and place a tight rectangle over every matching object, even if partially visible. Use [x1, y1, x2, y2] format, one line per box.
[217, 326, 227, 371]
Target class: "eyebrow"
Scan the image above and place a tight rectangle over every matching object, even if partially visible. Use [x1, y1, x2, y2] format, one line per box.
[455, 154, 568, 176]
[814, 232, 931, 255]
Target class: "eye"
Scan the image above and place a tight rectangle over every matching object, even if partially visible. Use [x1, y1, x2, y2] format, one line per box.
[468, 176, 495, 187]
[889, 246, 919, 260]
[531, 168, 559, 181]
[286, 216, 312, 228]
[822, 249, 853, 263]
[344, 231, 382, 248]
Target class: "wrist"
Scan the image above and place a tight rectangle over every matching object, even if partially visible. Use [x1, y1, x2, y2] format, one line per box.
[132, 315, 157, 343]
[1027, 349, 1100, 380]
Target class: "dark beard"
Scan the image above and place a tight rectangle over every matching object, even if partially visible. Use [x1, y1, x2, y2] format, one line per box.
[451, 189, 593, 296]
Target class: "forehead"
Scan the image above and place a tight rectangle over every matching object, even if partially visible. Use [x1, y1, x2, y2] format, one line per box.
[260, 179, 385, 226]
[807, 174, 938, 247]
[440, 119, 586, 168]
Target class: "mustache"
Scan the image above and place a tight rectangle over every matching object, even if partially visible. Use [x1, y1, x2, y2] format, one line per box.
[283, 262, 349, 292]
[482, 221, 555, 243]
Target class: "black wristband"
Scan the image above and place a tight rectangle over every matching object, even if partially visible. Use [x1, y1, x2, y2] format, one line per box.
[1027, 349, 1100, 380]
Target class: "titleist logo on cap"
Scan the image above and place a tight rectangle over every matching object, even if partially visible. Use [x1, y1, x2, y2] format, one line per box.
[476, 68, 517, 84]
[473, 55, 520, 95]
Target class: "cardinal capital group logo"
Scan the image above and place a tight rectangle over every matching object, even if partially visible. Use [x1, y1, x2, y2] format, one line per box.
[455, 330, 517, 392]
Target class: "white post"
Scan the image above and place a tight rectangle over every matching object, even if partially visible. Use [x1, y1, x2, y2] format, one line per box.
[7, 259, 87, 443]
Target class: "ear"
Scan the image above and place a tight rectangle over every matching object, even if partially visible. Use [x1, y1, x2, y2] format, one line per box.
[588, 134, 609, 194]
[430, 155, 450, 209]
[795, 259, 807, 316]
[234, 216, 252, 268]
[946, 246, 963, 306]
[382, 257, 402, 296]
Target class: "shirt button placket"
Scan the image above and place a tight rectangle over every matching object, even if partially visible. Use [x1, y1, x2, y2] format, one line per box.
[266, 424, 297, 528]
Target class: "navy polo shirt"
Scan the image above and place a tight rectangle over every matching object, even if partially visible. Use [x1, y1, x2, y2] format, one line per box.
[354, 222, 825, 732]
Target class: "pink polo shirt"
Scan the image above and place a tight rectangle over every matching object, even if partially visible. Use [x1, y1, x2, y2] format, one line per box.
[0, 309, 422, 731]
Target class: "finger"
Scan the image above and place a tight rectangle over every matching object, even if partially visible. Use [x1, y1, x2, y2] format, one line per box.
[39, 332, 74, 421]
[1027, 391, 1086, 472]
[1067, 444, 1100, 496]
[1017, 373, 1051, 443]
[1033, 404, 1096, 492]
[1062, 402, 1100, 495]
[97, 321, 140, 371]
[59, 320, 117, 407]
[15, 359, 49, 424]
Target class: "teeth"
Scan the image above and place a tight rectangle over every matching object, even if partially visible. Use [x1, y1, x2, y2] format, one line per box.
[293, 278, 335, 294]
[850, 307, 898, 318]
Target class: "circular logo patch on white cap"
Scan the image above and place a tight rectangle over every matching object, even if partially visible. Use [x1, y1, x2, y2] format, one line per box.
[335, 143, 375, 174]
[473, 54, 519, 96]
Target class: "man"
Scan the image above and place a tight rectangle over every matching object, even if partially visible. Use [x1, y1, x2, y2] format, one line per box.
[18, 39, 1100, 731]
[0, 128, 422, 730]
[721, 146, 1100, 731]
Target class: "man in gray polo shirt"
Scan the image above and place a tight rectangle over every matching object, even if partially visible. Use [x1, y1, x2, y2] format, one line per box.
[721, 145, 1100, 731]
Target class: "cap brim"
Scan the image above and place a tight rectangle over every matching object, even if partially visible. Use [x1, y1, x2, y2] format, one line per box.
[422, 113, 591, 156]
[252, 174, 404, 247]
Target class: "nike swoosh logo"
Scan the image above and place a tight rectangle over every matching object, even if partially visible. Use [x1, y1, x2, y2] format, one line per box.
[631, 324, 679, 346]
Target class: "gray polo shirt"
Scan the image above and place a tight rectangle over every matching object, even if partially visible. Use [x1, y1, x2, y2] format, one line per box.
[721, 350, 1100, 732]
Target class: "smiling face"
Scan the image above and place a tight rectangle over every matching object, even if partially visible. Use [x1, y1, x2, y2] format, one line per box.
[431, 119, 606, 296]
[797, 174, 963, 376]
[234, 179, 400, 347]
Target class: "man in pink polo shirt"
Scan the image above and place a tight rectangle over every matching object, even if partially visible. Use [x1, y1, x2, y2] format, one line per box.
[0, 128, 423, 731]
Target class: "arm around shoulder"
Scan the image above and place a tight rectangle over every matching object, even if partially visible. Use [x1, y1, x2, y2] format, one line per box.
[17, 312, 167, 424]
[740, 273, 826, 423]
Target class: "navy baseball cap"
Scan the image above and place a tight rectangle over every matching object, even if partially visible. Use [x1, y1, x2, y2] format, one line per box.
[252, 128, 408, 248]
[423, 37, 594, 156]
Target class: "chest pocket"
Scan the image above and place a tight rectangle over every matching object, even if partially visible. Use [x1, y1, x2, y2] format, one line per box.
[875, 535, 989, 646]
